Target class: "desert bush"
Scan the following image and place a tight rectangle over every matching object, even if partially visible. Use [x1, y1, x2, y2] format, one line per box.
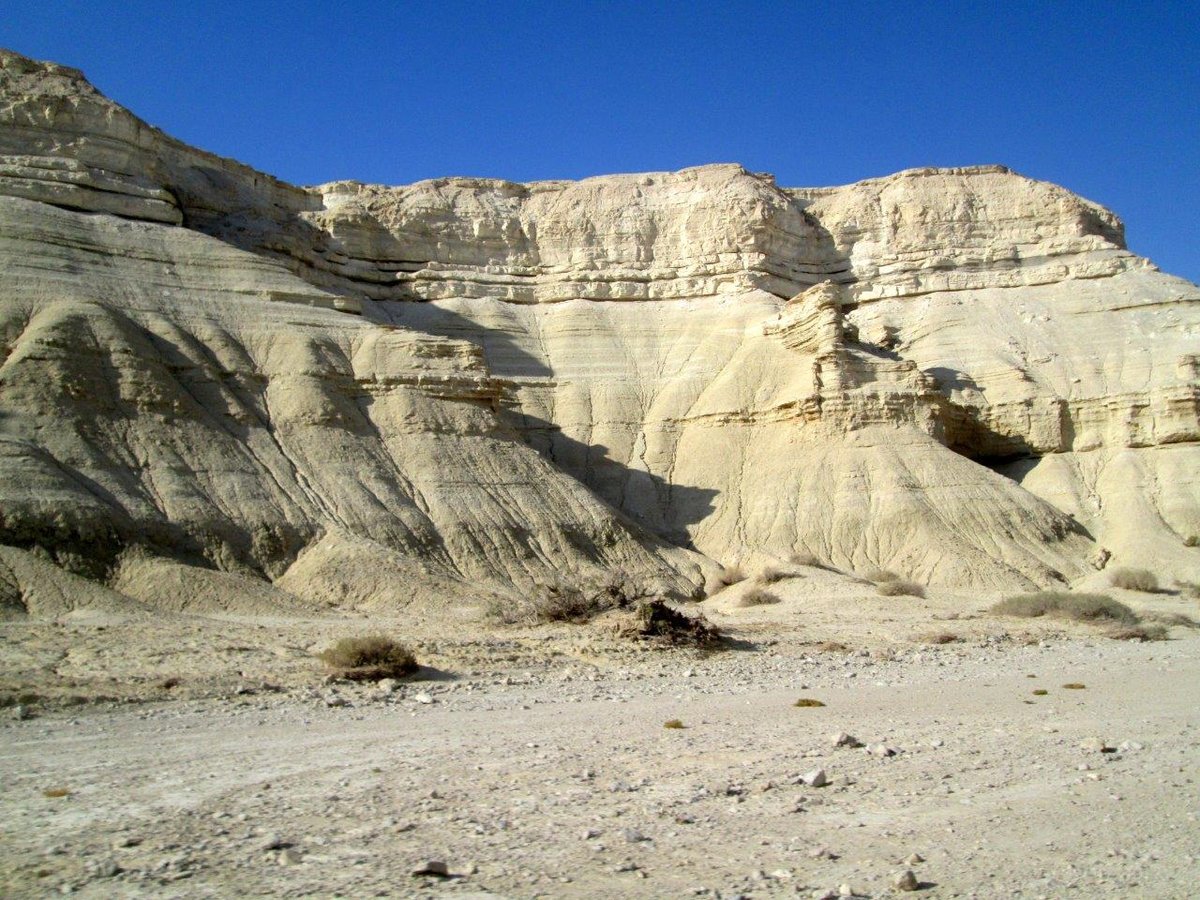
[815, 640, 849, 653]
[1104, 624, 1169, 642]
[863, 568, 900, 583]
[319, 635, 417, 681]
[1109, 567, 1159, 592]
[530, 582, 619, 623]
[876, 579, 926, 598]
[629, 599, 723, 648]
[793, 698, 825, 707]
[716, 565, 746, 586]
[483, 594, 525, 625]
[663, 719, 686, 729]
[990, 591, 1138, 625]
[705, 564, 747, 596]
[1062, 682, 1086, 690]
[1173, 580, 1200, 600]
[1032, 689, 1048, 696]
[1142, 611, 1199, 628]
[487, 574, 642, 625]
[757, 565, 790, 584]
[921, 631, 959, 645]
[1183, 535, 1199, 547]
[738, 586, 782, 607]
[788, 551, 822, 568]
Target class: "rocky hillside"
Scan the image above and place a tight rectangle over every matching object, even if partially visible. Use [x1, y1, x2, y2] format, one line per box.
[1, 48, 1196, 616]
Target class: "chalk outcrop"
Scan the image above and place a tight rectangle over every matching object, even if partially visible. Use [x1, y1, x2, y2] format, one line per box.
[0, 48, 1196, 616]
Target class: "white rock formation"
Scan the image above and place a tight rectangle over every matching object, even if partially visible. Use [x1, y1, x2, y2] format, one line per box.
[0, 48, 1196, 614]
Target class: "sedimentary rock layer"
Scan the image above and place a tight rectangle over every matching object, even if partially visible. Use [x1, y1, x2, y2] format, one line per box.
[0, 190, 702, 611]
[1, 47, 1196, 610]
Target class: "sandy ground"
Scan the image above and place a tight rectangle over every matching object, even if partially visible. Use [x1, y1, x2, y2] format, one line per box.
[1, 578, 1198, 898]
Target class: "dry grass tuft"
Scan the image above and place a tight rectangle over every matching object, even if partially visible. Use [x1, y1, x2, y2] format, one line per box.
[319, 635, 418, 681]
[720, 564, 747, 584]
[738, 586, 782, 607]
[877, 579, 926, 598]
[863, 568, 901, 583]
[663, 719, 686, 729]
[1062, 682, 1086, 690]
[42, 788, 72, 798]
[1142, 611, 1199, 628]
[815, 640, 849, 653]
[482, 595, 517, 624]
[1109, 567, 1159, 592]
[531, 584, 618, 623]
[1104, 624, 1169, 642]
[793, 698, 826, 707]
[920, 631, 959, 645]
[1175, 580, 1200, 600]
[1032, 689, 1048, 696]
[705, 564, 749, 597]
[788, 551, 823, 568]
[861, 567, 925, 597]
[757, 565, 792, 584]
[487, 574, 643, 626]
[990, 591, 1138, 625]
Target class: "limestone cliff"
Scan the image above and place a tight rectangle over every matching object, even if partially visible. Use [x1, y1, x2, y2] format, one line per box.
[1, 48, 1196, 612]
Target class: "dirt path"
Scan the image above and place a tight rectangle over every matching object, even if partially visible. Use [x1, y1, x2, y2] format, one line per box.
[1, 629, 1198, 898]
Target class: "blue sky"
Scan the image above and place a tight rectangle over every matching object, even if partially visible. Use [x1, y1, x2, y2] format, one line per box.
[5, 1, 1198, 282]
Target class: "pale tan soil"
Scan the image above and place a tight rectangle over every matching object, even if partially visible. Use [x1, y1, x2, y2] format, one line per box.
[0, 583, 1198, 898]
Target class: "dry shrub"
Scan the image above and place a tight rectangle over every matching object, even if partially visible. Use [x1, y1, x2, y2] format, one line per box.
[1142, 611, 1199, 629]
[626, 600, 723, 648]
[531, 583, 619, 623]
[1032, 689, 1048, 696]
[1110, 567, 1159, 592]
[793, 698, 826, 707]
[788, 551, 822, 567]
[705, 565, 747, 596]
[863, 568, 900, 583]
[1184, 535, 1199, 547]
[716, 565, 746, 587]
[1104, 624, 1169, 642]
[319, 635, 418, 681]
[488, 574, 641, 625]
[921, 631, 959, 645]
[738, 587, 782, 607]
[990, 591, 1138, 625]
[663, 719, 686, 729]
[876, 579, 926, 598]
[1062, 682, 1086, 690]
[816, 640, 849, 653]
[1174, 580, 1200, 600]
[42, 788, 71, 798]
[482, 595, 523, 625]
[757, 565, 790, 584]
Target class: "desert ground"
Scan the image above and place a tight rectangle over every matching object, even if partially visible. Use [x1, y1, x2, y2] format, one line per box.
[2, 572, 1198, 899]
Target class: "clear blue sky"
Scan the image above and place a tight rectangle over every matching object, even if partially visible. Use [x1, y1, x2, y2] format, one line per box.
[5, 1, 1198, 282]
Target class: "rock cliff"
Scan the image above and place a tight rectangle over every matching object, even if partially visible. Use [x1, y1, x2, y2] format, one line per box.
[1, 48, 1196, 616]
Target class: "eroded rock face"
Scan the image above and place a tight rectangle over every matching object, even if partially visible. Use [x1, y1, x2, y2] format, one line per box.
[0, 195, 702, 607]
[0, 47, 1196, 608]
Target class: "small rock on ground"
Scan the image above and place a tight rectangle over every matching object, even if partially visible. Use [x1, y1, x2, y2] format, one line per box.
[411, 860, 450, 877]
[894, 869, 919, 891]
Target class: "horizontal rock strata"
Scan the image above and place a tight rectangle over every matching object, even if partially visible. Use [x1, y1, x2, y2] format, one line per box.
[1, 47, 1196, 611]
